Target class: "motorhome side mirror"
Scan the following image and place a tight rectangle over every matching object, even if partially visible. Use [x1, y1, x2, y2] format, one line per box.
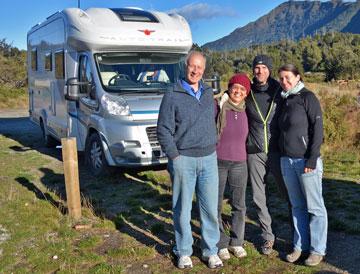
[211, 75, 221, 94]
[65, 77, 87, 101]
[203, 74, 221, 94]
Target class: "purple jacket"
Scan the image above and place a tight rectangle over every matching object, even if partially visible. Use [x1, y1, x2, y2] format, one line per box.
[215, 105, 249, 162]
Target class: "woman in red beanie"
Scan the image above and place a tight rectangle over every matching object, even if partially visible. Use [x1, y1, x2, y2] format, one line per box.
[215, 73, 251, 260]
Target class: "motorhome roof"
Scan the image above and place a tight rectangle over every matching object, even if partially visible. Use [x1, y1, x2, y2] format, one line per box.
[29, 7, 192, 53]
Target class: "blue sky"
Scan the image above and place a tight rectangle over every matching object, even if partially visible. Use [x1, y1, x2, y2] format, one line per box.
[0, 0, 355, 50]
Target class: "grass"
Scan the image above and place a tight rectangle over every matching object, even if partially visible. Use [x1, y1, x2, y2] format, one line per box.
[0, 85, 28, 109]
[0, 135, 162, 272]
[0, 133, 329, 273]
[0, 135, 358, 273]
[323, 151, 360, 181]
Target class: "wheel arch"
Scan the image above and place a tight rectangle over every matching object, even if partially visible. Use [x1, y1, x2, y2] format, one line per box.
[85, 128, 116, 166]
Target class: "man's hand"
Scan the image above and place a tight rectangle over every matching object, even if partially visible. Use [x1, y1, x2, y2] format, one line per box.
[304, 167, 314, 173]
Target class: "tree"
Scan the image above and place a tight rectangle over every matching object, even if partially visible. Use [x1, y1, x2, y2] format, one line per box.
[302, 43, 322, 71]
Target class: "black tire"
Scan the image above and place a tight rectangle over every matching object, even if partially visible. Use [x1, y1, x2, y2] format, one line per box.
[85, 133, 110, 177]
[40, 120, 57, 147]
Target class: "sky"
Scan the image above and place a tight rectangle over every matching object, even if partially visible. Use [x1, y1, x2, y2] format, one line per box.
[0, 0, 356, 50]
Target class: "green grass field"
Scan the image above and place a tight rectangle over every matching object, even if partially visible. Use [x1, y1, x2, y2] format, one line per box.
[0, 126, 359, 273]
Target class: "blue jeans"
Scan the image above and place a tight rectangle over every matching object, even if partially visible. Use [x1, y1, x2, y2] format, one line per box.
[168, 152, 219, 257]
[280, 157, 327, 255]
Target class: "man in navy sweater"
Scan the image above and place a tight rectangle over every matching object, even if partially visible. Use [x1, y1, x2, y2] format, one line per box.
[157, 51, 222, 269]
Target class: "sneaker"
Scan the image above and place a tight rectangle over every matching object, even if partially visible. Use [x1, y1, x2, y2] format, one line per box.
[177, 256, 193, 269]
[261, 240, 274, 255]
[218, 248, 231, 260]
[202, 254, 223, 269]
[229, 246, 247, 258]
[286, 249, 302, 263]
[304, 253, 323, 266]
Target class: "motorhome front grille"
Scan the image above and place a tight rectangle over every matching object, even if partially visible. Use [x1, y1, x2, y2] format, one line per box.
[146, 126, 160, 147]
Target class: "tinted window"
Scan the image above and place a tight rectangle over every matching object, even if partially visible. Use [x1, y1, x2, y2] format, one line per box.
[55, 50, 64, 79]
[79, 55, 93, 94]
[45, 52, 52, 71]
[31, 48, 37, 71]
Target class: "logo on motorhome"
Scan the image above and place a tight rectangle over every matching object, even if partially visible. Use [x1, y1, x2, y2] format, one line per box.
[138, 29, 155, 36]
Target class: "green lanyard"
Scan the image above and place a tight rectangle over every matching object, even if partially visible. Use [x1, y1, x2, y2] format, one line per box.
[250, 90, 276, 154]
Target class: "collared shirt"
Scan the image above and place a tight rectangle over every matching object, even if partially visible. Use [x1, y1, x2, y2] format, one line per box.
[180, 79, 204, 101]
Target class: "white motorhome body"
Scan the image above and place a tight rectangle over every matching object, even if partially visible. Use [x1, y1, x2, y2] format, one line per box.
[27, 7, 192, 175]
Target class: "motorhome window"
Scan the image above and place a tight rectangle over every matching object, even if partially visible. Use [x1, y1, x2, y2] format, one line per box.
[45, 52, 52, 71]
[95, 52, 186, 92]
[79, 55, 93, 94]
[31, 48, 37, 71]
[55, 50, 64, 79]
[110, 8, 159, 23]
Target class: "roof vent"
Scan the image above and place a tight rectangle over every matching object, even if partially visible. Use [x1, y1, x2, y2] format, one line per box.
[110, 8, 159, 23]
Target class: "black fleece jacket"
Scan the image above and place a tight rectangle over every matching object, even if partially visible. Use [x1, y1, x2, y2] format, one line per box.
[246, 77, 282, 154]
[278, 87, 323, 169]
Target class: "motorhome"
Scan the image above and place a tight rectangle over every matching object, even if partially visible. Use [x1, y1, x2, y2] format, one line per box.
[27, 7, 193, 175]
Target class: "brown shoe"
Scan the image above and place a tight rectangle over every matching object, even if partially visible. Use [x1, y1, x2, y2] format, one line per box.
[261, 240, 274, 255]
[286, 249, 302, 263]
[305, 253, 323, 266]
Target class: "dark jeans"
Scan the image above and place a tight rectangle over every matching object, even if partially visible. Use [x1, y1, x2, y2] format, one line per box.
[217, 159, 248, 249]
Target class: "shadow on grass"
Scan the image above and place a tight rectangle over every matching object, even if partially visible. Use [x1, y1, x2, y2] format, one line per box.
[322, 177, 360, 234]
[15, 176, 67, 214]
[0, 116, 63, 162]
[2, 116, 178, 257]
[33, 164, 179, 257]
[245, 175, 360, 273]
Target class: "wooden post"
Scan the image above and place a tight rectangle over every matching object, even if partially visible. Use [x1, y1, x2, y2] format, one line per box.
[61, 137, 81, 220]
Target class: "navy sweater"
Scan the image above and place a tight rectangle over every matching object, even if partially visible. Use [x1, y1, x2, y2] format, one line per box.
[157, 82, 217, 159]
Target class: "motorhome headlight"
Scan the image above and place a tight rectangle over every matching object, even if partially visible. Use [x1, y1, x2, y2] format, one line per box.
[101, 94, 130, 116]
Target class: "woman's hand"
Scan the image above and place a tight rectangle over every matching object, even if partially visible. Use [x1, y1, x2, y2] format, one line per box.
[304, 167, 314, 173]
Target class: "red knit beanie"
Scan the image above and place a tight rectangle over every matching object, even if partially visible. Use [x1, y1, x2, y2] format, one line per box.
[228, 73, 251, 95]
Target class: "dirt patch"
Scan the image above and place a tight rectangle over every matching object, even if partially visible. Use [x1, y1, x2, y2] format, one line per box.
[94, 230, 126, 256]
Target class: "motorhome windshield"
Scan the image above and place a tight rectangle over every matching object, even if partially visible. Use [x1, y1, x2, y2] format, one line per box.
[95, 52, 186, 92]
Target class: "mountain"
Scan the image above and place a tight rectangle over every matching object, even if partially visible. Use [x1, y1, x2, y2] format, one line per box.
[203, 0, 360, 51]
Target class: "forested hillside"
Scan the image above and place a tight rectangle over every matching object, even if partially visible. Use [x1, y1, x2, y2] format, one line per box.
[202, 32, 360, 82]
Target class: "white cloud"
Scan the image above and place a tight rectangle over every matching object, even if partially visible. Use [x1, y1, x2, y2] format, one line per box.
[167, 3, 237, 22]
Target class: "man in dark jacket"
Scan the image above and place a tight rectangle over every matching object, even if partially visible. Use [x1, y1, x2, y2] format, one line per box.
[246, 55, 288, 255]
[157, 51, 223, 269]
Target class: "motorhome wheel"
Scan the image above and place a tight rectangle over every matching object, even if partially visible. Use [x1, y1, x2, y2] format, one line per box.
[86, 133, 109, 176]
[40, 120, 57, 147]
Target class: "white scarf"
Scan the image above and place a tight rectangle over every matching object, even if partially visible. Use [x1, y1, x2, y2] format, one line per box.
[281, 81, 305, 98]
